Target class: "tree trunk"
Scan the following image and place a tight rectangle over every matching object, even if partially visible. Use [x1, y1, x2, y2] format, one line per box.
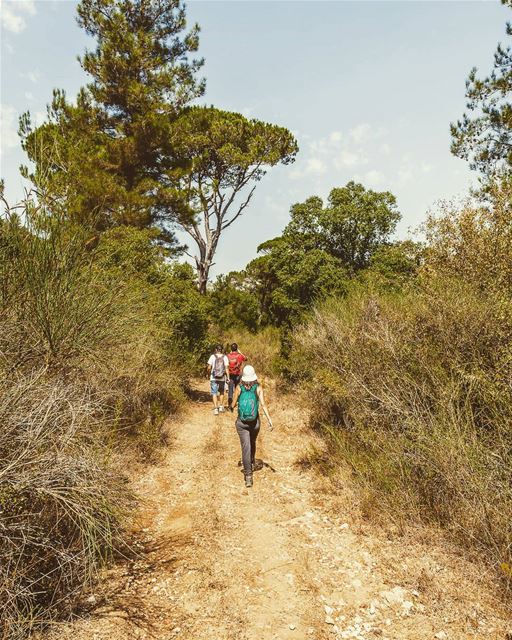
[189, 221, 220, 294]
[195, 243, 215, 294]
[197, 263, 209, 294]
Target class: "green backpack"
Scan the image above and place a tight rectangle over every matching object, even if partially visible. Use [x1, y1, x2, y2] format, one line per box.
[238, 383, 259, 421]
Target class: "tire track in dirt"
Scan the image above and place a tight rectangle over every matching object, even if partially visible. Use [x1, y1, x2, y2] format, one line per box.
[41, 381, 510, 640]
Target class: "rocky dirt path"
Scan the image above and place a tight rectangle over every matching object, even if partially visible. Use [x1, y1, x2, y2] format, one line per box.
[46, 381, 509, 640]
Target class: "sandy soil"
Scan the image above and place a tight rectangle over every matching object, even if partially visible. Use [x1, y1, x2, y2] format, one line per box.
[43, 381, 510, 640]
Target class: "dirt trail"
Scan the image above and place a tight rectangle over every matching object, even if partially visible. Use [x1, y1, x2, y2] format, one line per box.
[46, 381, 509, 640]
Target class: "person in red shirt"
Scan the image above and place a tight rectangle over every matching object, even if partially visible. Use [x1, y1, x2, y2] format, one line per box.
[227, 343, 247, 412]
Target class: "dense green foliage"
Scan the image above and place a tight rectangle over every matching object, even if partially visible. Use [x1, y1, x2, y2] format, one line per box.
[283, 182, 400, 270]
[0, 189, 208, 638]
[294, 184, 512, 593]
[210, 182, 404, 332]
[20, 0, 203, 243]
[20, 1, 297, 292]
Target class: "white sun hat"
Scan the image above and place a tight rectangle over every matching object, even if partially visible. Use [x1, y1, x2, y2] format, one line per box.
[241, 365, 258, 383]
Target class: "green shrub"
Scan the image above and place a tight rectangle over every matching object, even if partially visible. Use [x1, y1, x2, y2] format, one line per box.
[210, 272, 261, 332]
[296, 187, 512, 593]
[0, 196, 204, 636]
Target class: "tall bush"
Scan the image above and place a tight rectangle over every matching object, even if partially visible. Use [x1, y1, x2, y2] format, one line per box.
[296, 187, 512, 592]
[0, 192, 205, 637]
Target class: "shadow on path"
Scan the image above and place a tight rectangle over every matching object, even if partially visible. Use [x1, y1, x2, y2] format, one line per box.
[186, 386, 212, 404]
[237, 458, 276, 473]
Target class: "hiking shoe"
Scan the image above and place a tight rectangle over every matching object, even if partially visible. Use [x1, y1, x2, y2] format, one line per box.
[229, 405, 234, 413]
[213, 408, 219, 416]
[245, 475, 253, 488]
[219, 405, 226, 413]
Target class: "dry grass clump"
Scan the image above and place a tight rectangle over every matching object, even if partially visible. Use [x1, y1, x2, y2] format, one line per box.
[0, 194, 188, 636]
[296, 187, 512, 594]
[0, 373, 128, 639]
[221, 327, 280, 378]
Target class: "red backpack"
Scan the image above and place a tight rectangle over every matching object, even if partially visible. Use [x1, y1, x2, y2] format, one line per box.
[228, 352, 244, 375]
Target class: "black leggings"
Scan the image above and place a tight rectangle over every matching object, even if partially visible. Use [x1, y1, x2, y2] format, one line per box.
[235, 417, 260, 475]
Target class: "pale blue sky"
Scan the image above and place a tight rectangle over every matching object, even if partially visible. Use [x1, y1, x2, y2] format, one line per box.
[1, 1, 508, 276]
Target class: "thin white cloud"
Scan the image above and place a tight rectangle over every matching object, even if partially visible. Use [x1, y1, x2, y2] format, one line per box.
[306, 157, 326, 174]
[21, 70, 40, 84]
[398, 167, 414, 185]
[290, 123, 399, 189]
[364, 169, 385, 187]
[24, 91, 34, 101]
[349, 123, 371, 144]
[1, 0, 36, 34]
[335, 149, 367, 168]
[0, 104, 20, 155]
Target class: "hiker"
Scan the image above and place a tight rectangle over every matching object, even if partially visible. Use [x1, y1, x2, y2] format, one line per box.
[207, 345, 229, 415]
[227, 342, 247, 412]
[233, 365, 273, 488]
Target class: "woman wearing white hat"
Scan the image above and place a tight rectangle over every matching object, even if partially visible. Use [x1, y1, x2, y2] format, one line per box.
[232, 365, 274, 488]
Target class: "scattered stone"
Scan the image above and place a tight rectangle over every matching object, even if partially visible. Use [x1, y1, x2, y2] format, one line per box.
[86, 594, 97, 605]
[380, 586, 407, 606]
[324, 605, 334, 615]
[325, 615, 335, 625]
[340, 523, 349, 530]
[289, 624, 296, 630]
[401, 600, 414, 614]
[434, 632, 448, 640]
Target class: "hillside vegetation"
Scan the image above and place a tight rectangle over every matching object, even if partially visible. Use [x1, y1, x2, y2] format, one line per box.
[3, 0, 512, 636]
[294, 187, 512, 592]
[0, 193, 208, 638]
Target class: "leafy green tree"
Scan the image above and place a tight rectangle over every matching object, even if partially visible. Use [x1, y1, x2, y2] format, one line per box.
[247, 237, 348, 327]
[284, 182, 400, 271]
[210, 272, 261, 332]
[20, 0, 203, 240]
[451, 0, 512, 177]
[95, 226, 209, 355]
[362, 240, 422, 291]
[237, 181, 400, 328]
[169, 106, 298, 292]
